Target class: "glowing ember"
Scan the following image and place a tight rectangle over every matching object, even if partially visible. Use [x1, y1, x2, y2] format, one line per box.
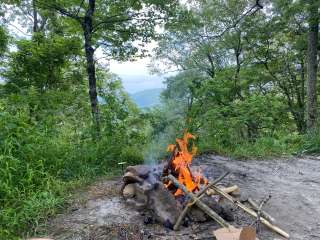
[165, 132, 208, 196]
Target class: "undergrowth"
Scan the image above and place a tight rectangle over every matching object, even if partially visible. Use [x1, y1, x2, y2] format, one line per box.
[0, 98, 144, 240]
[198, 133, 304, 159]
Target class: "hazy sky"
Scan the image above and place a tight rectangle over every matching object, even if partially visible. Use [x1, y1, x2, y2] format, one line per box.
[108, 58, 165, 93]
[109, 57, 151, 76]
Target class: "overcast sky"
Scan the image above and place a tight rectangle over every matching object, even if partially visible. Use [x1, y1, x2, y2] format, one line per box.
[108, 57, 165, 93]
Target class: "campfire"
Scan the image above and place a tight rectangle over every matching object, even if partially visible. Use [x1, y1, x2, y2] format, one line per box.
[163, 132, 208, 196]
[121, 133, 289, 239]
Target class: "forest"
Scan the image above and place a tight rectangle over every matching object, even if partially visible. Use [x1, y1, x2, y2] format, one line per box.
[0, 0, 319, 239]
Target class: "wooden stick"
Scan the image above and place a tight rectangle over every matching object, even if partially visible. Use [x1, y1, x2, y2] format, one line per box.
[173, 172, 230, 230]
[206, 185, 239, 196]
[248, 198, 276, 224]
[253, 195, 272, 233]
[166, 174, 230, 228]
[197, 172, 230, 197]
[209, 185, 290, 239]
[162, 145, 178, 176]
[173, 201, 193, 230]
[174, 184, 237, 230]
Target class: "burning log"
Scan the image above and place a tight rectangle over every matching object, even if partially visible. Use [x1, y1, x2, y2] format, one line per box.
[165, 174, 230, 228]
[162, 144, 178, 177]
[173, 172, 230, 230]
[209, 185, 290, 239]
[163, 133, 208, 196]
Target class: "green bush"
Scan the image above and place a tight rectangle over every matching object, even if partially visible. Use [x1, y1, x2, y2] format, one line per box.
[0, 88, 147, 239]
[300, 129, 320, 154]
[120, 146, 144, 165]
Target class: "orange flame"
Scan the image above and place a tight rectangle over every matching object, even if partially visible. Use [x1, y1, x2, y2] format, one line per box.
[166, 132, 208, 196]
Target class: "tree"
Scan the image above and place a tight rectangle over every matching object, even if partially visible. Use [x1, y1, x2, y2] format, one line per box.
[4, 34, 81, 92]
[32, 0, 178, 134]
[306, 0, 319, 130]
[0, 23, 8, 58]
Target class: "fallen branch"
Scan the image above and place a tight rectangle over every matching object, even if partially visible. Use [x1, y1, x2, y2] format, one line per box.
[206, 185, 239, 196]
[209, 185, 290, 239]
[173, 172, 230, 230]
[252, 195, 272, 233]
[248, 198, 275, 224]
[166, 174, 230, 229]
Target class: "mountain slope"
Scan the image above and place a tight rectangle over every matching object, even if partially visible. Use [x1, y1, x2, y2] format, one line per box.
[130, 88, 163, 108]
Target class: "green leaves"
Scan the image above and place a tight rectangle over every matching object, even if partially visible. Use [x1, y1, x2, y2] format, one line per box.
[4, 34, 81, 93]
[149, 0, 313, 158]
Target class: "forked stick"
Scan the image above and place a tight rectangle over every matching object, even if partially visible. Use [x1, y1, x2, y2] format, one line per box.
[248, 198, 275, 223]
[209, 185, 290, 239]
[166, 174, 230, 229]
[173, 172, 230, 230]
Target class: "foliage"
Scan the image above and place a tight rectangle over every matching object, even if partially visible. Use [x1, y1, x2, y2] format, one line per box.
[3, 33, 82, 93]
[149, 0, 320, 158]
[0, 74, 147, 238]
[0, 33, 147, 238]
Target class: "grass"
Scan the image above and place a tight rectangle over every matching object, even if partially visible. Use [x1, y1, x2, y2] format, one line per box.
[198, 134, 303, 159]
[0, 157, 122, 240]
[0, 114, 143, 240]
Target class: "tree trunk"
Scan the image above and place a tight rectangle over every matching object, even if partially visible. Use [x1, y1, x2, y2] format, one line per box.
[306, 0, 319, 130]
[32, 0, 38, 32]
[82, 0, 100, 134]
[300, 59, 306, 133]
[234, 31, 242, 99]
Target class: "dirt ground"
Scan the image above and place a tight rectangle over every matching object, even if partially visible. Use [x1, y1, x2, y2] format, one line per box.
[40, 155, 320, 240]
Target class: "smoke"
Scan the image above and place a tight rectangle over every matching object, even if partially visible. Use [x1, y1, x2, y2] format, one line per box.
[143, 98, 188, 165]
[143, 127, 177, 166]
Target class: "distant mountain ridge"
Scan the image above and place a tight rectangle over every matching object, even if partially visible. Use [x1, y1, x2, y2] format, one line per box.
[119, 74, 165, 93]
[130, 88, 163, 108]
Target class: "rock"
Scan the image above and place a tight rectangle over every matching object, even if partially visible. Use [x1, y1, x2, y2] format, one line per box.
[122, 183, 135, 199]
[125, 165, 152, 179]
[123, 164, 181, 226]
[123, 171, 144, 184]
[148, 182, 181, 226]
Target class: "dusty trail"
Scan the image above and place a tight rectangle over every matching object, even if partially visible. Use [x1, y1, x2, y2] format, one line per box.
[43, 155, 320, 240]
[198, 155, 320, 240]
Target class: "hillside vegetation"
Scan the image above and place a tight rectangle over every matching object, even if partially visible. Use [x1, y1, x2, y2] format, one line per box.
[130, 88, 163, 108]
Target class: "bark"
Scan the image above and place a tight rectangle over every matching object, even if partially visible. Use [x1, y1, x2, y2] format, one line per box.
[299, 59, 306, 133]
[234, 30, 243, 99]
[306, 1, 319, 130]
[206, 53, 215, 78]
[82, 0, 100, 134]
[32, 0, 38, 32]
